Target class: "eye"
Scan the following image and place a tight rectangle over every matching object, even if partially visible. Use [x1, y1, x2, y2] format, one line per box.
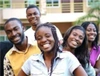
[36, 36, 42, 40]
[93, 29, 96, 32]
[13, 27, 19, 32]
[86, 28, 91, 32]
[6, 30, 11, 35]
[45, 33, 51, 38]
[73, 32, 77, 36]
[79, 35, 84, 40]
[27, 13, 32, 16]
[34, 12, 38, 15]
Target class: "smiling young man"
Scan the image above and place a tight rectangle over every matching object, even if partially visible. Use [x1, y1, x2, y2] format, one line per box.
[4, 18, 40, 76]
[25, 5, 63, 45]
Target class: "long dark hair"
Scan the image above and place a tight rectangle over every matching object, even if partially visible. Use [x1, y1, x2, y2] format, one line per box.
[81, 21, 99, 50]
[35, 22, 60, 76]
[63, 25, 89, 68]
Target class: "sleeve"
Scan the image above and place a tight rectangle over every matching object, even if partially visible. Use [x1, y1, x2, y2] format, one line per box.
[84, 63, 96, 76]
[67, 52, 81, 73]
[4, 56, 15, 76]
[97, 54, 100, 61]
[21, 57, 31, 75]
[53, 25, 63, 41]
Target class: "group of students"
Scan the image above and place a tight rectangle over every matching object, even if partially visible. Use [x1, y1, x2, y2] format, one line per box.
[2, 4, 100, 76]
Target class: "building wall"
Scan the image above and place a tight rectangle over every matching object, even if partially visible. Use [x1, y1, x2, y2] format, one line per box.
[0, 0, 100, 42]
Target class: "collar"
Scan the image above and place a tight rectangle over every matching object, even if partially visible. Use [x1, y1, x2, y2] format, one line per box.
[31, 51, 68, 63]
[9, 36, 32, 55]
[91, 46, 96, 50]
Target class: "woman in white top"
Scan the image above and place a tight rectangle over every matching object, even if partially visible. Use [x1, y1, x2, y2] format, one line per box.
[18, 22, 87, 76]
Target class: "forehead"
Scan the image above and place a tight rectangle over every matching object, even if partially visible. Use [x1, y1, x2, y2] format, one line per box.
[71, 29, 84, 35]
[36, 26, 52, 35]
[87, 24, 96, 29]
[26, 8, 39, 13]
[5, 20, 21, 30]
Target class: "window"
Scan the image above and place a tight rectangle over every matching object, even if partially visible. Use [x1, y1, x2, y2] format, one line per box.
[0, 0, 11, 8]
[0, 35, 8, 41]
[24, 0, 39, 8]
[46, 0, 59, 7]
[74, 0, 83, 12]
[87, 0, 100, 6]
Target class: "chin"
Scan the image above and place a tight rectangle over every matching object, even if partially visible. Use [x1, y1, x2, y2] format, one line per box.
[15, 41, 22, 45]
[89, 39, 95, 42]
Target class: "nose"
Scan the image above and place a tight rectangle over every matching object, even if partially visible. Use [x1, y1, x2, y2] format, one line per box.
[31, 14, 35, 17]
[41, 37, 47, 42]
[75, 36, 79, 41]
[11, 31, 16, 36]
[90, 30, 95, 35]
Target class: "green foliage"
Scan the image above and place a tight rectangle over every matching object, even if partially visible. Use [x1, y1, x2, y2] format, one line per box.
[75, 2, 100, 26]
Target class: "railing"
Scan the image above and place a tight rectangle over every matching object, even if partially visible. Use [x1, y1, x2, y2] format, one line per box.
[0, 2, 85, 13]
[74, 3, 83, 12]
[61, 2, 83, 13]
[61, 3, 70, 13]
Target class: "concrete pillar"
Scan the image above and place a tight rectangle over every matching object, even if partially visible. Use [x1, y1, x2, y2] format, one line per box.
[40, 0, 46, 14]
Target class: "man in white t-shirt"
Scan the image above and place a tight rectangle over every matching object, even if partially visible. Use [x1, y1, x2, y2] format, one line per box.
[25, 5, 63, 45]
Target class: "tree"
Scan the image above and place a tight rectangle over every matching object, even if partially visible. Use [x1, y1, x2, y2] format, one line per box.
[75, 1, 100, 26]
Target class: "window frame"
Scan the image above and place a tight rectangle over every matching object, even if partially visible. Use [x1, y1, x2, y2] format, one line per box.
[0, 35, 8, 41]
[46, 0, 60, 8]
[87, 0, 100, 7]
[24, 0, 40, 8]
[0, 0, 11, 9]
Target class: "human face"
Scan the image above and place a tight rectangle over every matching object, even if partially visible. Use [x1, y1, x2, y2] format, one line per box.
[26, 8, 40, 28]
[35, 27, 55, 53]
[67, 29, 84, 49]
[86, 24, 97, 42]
[4, 20, 24, 45]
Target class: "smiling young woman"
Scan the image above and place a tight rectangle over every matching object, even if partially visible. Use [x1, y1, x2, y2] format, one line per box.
[18, 22, 88, 76]
[63, 25, 95, 76]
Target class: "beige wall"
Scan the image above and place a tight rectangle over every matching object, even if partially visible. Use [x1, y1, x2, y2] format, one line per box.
[53, 22, 72, 34]
[12, 0, 25, 8]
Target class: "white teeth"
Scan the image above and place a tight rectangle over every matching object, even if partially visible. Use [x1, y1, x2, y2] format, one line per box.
[90, 36, 95, 38]
[72, 41, 77, 45]
[43, 44, 49, 48]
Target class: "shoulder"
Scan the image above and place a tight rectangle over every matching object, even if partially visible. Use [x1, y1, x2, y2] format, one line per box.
[26, 54, 41, 61]
[60, 51, 76, 59]
[0, 41, 13, 50]
[25, 27, 35, 34]
[5, 47, 14, 57]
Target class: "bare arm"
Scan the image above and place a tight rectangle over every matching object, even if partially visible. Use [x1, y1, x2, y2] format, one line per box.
[95, 57, 100, 75]
[73, 66, 88, 76]
[18, 69, 27, 76]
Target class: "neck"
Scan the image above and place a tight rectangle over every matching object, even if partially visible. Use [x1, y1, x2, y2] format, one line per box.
[32, 22, 41, 31]
[44, 52, 54, 60]
[43, 52, 54, 70]
[63, 47, 75, 54]
[88, 41, 92, 51]
[32, 25, 37, 31]
[15, 36, 28, 51]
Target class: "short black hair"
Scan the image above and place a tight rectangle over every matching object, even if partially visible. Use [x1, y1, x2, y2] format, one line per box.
[26, 5, 40, 14]
[4, 18, 22, 27]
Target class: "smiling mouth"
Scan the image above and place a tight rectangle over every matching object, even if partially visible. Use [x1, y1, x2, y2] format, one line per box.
[43, 44, 50, 48]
